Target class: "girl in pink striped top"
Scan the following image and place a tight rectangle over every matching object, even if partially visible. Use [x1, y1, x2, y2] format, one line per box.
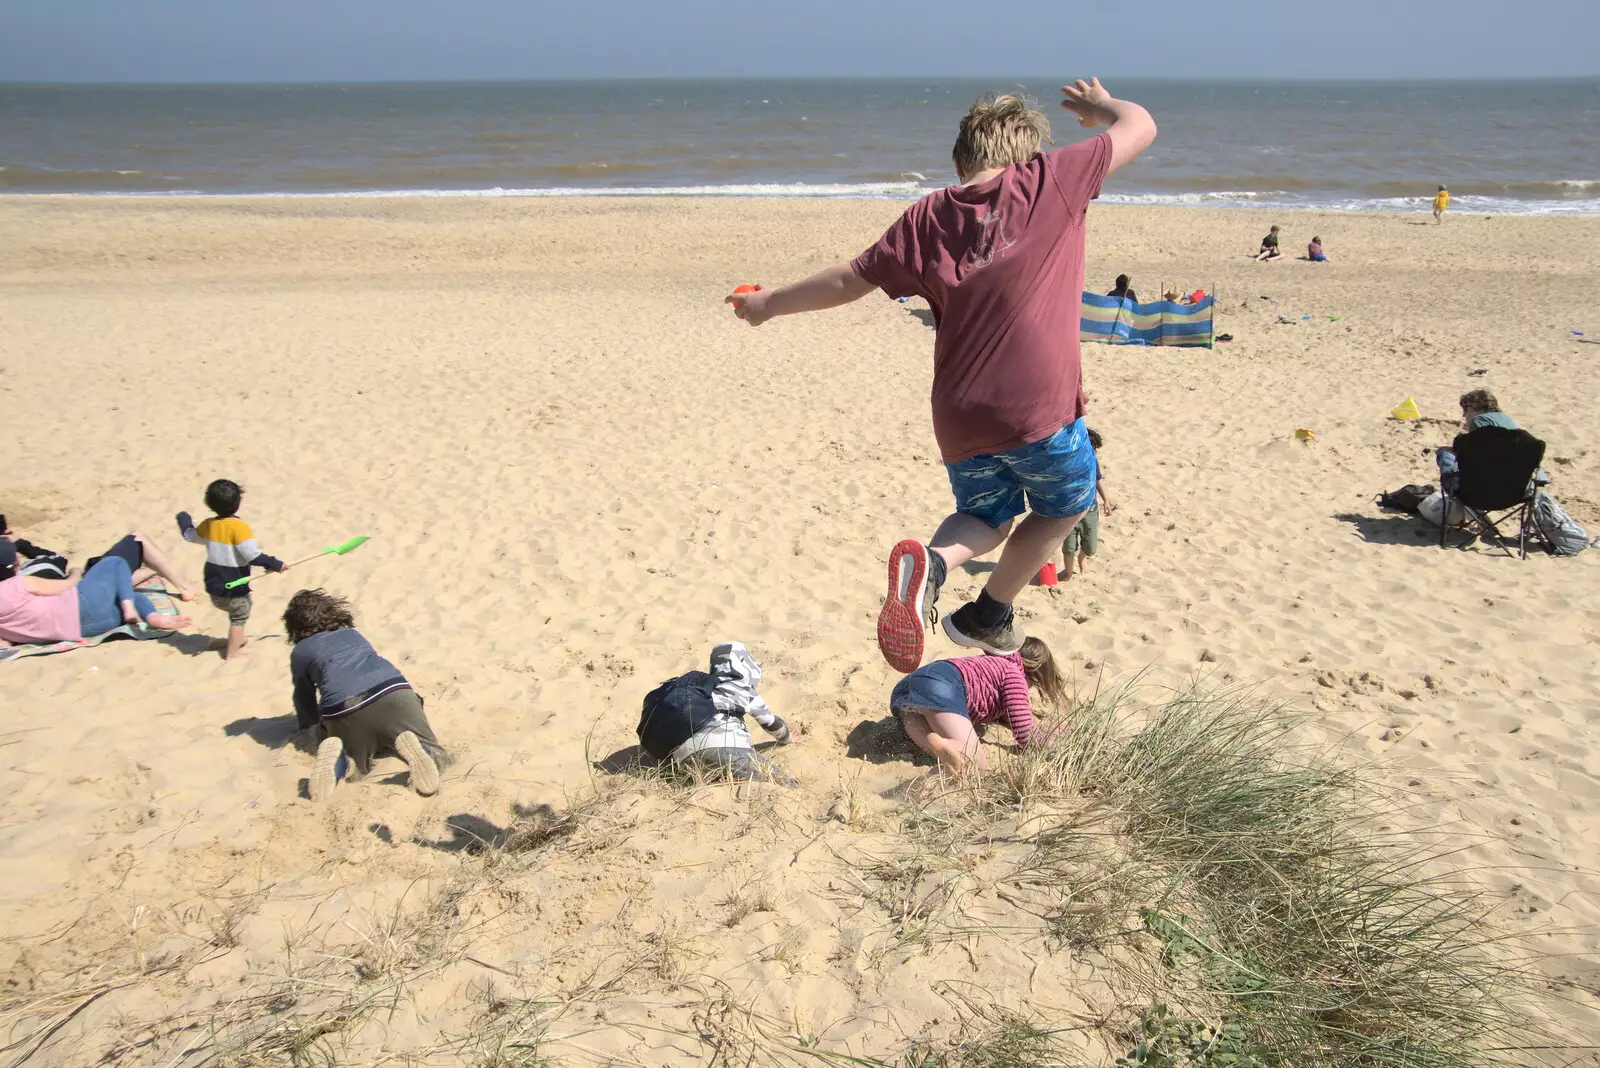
[889, 637, 1065, 773]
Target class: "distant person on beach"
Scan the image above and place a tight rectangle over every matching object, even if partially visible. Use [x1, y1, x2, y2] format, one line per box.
[284, 588, 449, 801]
[1256, 225, 1282, 261]
[726, 77, 1157, 669]
[1108, 274, 1138, 303]
[1061, 428, 1114, 579]
[1308, 236, 1328, 262]
[891, 638, 1065, 774]
[177, 479, 285, 661]
[1433, 185, 1450, 224]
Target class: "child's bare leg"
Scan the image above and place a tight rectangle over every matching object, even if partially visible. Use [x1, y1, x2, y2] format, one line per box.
[899, 707, 942, 761]
[926, 710, 986, 772]
[130, 531, 197, 601]
[1076, 548, 1089, 574]
[224, 625, 249, 660]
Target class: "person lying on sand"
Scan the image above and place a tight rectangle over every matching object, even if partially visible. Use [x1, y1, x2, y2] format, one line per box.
[890, 636, 1064, 774]
[0, 552, 194, 648]
[1, 524, 196, 601]
[727, 77, 1157, 669]
[637, 642, 799, 784]
[285, 588, 450, 801]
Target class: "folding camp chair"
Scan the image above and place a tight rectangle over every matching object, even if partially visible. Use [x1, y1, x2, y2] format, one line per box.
[1438, 427, 1546, 558]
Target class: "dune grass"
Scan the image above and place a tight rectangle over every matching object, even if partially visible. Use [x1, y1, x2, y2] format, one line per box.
[861, 681, 1552, 1068]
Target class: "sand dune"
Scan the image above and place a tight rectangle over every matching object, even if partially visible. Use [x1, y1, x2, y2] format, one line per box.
[2, 196, 1597, 1063]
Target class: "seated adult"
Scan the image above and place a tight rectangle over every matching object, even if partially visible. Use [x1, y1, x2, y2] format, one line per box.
[1107, 274, 1139, 303]
[0, 543, 194, 648]
[1436, 389, 1518, 480]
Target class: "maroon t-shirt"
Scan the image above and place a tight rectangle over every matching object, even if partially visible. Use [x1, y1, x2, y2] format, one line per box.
[851, 134, 1112, 462]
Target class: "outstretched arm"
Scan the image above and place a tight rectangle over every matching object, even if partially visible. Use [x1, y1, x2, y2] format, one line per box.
[726, 262, 876, 328]
[1059, 77, 1157, 175]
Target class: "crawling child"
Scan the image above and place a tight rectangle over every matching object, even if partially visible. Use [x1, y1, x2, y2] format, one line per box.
[637, 641, 798, 782]
[891, 636, 1065, 774]
[284, 588, 450, 801]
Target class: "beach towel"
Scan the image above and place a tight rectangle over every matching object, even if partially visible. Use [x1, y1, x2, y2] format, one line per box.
[0, 582, 182, 664]
[1079, 292, 1215, 348]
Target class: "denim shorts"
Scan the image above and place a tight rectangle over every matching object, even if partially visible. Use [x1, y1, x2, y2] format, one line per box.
[890, 660, 969, 718]
[946, 419, 1098, 527]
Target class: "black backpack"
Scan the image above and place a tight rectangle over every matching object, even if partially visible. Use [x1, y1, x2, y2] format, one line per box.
[637, 671, 721, 760]
[1377, 484, 1436, 515]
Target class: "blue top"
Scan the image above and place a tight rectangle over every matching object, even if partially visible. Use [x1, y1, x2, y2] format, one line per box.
[290, 627, 409, 724]
[1467, 412, 1517, 431]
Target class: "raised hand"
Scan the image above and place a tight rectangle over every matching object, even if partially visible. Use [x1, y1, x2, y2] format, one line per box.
[1060, 77, 1114, 127]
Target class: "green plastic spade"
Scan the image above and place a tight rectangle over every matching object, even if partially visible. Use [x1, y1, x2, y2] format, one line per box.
[224, 535, 370, 589]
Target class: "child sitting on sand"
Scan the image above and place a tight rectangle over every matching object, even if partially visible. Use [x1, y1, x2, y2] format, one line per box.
[1308, 236, 1328, 262]
[177, 479, 284, 660]
[637, 641, 798, 782]
[891, 636, 1065, 774]
[727, 78, 1157, 670]
[1256, 225, 1282, 261]
[1061, 428, 1115, 578]
[284, 588, 450, 801]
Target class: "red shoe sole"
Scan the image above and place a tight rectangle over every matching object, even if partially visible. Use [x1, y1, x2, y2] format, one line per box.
[877, 539, 927, 674]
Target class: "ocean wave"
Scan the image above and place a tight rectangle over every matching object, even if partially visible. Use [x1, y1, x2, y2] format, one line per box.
[1098, 191, 1600, 216]
[62, 181, 935, 200]
[11, 182, 1599, 215]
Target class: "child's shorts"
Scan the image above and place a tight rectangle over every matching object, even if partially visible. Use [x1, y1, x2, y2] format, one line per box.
[209, 593, 252, 626]
[945, 419, 1098, 527]
[890, 660, 969, 718]
[1063, 505, 1101, 557]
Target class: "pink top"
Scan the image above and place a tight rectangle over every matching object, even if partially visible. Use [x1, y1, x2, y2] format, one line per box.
[0, 576, 81, 644]
[949, 652, 1035, 745]
[851, 134, 1113, 463]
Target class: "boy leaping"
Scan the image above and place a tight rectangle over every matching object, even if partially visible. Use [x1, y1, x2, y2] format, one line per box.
[728, 78, 1156, 670]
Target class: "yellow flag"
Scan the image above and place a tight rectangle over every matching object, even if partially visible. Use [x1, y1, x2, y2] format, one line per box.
[1391, 396, 1422, 420]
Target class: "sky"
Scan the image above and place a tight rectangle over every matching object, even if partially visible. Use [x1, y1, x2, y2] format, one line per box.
[1, 0, 1597, 83]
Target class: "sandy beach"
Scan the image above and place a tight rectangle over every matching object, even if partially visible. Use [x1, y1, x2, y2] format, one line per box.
[2, 195, 1598, 1063]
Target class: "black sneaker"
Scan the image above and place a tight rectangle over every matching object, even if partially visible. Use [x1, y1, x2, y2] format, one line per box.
[942, 600, 1024, 655]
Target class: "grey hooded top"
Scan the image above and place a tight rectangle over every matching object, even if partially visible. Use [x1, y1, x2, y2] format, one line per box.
[671, 641, 789, 761]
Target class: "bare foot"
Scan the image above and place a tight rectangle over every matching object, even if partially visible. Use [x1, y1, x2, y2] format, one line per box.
[144, 614, 192, 632]
[925, 734, 968, 774]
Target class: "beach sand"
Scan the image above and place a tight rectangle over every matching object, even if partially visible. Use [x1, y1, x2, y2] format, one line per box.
[2, 196, 1598, 1063]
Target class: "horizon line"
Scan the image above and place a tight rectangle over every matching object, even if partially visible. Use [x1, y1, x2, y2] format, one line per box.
[4, 74, 1598, 88]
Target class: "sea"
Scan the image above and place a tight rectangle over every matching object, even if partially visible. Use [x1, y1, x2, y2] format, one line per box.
[2, 79, 1598, 215]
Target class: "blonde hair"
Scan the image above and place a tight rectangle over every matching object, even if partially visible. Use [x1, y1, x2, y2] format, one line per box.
[952, 93, 1052, 177]
[1019, 636, 1066, 711]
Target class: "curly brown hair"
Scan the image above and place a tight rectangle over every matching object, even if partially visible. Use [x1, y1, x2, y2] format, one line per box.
[283, 588, 355, 644]
[1019, 636, 1066, 711]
